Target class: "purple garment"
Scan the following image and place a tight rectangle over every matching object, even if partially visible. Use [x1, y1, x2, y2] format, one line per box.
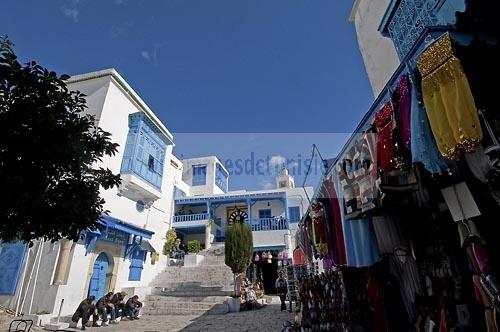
[395, 74, 412, 150]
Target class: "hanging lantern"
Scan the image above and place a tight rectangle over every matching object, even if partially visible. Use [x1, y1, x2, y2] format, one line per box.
[267, 251, 272, 263]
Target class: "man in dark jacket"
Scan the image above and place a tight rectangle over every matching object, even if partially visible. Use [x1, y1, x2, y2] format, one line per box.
[71, 296, 98, 330]
[125, 295, 143, 319]
[111, 291, 127, 318]
[275, 271, 288, 311]
[96, 292, 115, 325]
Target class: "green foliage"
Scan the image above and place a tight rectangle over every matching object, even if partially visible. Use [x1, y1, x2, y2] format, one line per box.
[0, 36, 121, 244]
[224, 223, 253, 275]
[187, 240, 201, 254]
[163, 228, 177, 256]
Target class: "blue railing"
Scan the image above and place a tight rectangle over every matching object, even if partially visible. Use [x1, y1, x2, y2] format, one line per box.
[251, 217, 288, 231]
[173, 213, 209, 223]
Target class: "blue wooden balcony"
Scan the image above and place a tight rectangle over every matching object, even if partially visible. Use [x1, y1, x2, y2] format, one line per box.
[251, 217, 288, 231]
[173, 213, 209, 223]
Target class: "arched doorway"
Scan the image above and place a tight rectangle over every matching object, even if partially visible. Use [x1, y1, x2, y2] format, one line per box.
[88, 252, 110, 300]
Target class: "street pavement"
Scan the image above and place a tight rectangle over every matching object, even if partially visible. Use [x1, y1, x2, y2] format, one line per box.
[1, 301, 294, 332]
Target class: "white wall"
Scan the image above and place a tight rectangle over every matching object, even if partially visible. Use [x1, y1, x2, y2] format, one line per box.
[5, 72, 177, 318]
[351, 0, 400, 97]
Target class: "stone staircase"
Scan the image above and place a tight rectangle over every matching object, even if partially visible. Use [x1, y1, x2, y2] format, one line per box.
[144, 244, 234, 316]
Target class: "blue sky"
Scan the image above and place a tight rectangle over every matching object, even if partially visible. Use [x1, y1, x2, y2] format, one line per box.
[1, 0, 373, 191]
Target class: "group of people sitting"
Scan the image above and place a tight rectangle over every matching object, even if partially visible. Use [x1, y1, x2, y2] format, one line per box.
[71, 291, 143, 330]
[240, 276, 266, 311]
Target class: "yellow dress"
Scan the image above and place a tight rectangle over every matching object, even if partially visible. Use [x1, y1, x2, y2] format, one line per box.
[417, 33, 482, 160]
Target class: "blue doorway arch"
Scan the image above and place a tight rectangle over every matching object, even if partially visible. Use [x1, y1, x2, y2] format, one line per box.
[88, 253, 109, 300]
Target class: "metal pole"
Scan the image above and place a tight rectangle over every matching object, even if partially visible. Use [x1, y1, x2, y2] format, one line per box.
[28, 239, 45, 314]
[56, 299, 64, 324]
[15, 245, 30, 317]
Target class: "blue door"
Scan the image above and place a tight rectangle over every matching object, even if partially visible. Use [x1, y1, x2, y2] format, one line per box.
[0, 242, 27, 295]
[88, 253, 109, 300]
[128, 249, 145, 281]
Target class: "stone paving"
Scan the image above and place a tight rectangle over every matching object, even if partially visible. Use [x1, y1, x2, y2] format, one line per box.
[1, 301, 293, 332]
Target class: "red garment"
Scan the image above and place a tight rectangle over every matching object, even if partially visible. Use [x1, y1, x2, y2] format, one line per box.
[395, 74, 412, 150]
[323, 176, 347, 265]
[374, 102, 397, 171]
[310, 202, 329, 256]
[367, 276, 388, 332]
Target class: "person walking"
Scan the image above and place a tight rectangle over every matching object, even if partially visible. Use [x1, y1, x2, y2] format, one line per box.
[275, 271, 288, 311]
[71, 296, 99, 330]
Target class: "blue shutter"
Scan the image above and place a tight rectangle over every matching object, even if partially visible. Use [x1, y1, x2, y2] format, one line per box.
[0, 242, 27, 295]
[192, 165, 207, 186]
[128, 249, 145, 281]
[288, 207, 300, 223]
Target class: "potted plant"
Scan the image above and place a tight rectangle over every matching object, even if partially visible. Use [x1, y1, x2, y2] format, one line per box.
[187, 240, 201, 254]
[224, 222, 253, 312]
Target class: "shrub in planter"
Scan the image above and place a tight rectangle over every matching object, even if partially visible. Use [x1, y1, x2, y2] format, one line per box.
[187, 240, 201, 254]
[163, 228, 177, 256]
[225, 223, 253, 297]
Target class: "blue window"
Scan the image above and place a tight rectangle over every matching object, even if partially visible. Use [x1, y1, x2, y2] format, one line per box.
[120, 113, 169, 190]
[0, 242, 27, 295]
[128, 249, 145, 281]
[288, 206, 301, 223]
[258, 209, 272, 219]
[192, 165, 207, 186]
[215, 163, 228, 192]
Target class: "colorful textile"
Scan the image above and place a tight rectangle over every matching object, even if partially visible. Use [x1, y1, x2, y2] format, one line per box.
[348, 217, 380, 267]
[374, 102, 398, 171]
[309, 201, 329, 258]
[394, 74, 412, 150]
[417, 33, 482, 160]
[410, 76, 453, 175]
[323, 175, 347, 265]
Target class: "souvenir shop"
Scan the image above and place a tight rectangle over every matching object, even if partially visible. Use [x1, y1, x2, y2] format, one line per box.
[294, 26, 500, 332]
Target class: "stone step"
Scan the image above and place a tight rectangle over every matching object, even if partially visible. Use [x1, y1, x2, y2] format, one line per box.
[147, 295, 228, 303]
[144, 300, 228, 315]
[151, 286, 232, 297]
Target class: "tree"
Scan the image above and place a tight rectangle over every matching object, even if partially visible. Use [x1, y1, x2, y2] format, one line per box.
[225, 222, 253, 296]
[163, 228, 177, 256]
[0, 37, 121, 244]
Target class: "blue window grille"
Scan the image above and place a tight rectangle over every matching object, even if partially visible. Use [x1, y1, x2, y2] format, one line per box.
[128, 248, 145, 281]
[288, 206, 301, 223]
[120, 113, 169, 190]
[192, 165, 207, 186]
[386, 0, 438, 59]
[215, 163, 228, 192]
[258, 209, 272, 219]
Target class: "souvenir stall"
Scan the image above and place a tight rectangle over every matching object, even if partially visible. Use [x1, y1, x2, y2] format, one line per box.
[296, 26, 500, 331]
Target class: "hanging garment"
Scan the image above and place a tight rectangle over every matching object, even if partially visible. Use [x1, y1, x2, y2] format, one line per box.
[309, 201, 329, 258]
[353, 138, 377, 212]
[457, 219, 484, 247]
[395, 74, 412, 150]
[323, 175, 347, 265]
[389, 253, 422, 322]
[348, 217, 380, 267]
[366, 275, 388, 332]
[374, 102, 398, 171]
[464, 145, 492, 183]
[417, 33, 483, 160]
[372, 215, 406, 255]
[410, 76, 453, 175]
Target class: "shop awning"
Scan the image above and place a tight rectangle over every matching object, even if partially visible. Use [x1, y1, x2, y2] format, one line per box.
[99, 215, 154, 239]
[84, 215, 155, 255]
[139, 240, 156, 253]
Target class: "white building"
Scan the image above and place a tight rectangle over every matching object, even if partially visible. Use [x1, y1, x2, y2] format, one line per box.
[171, 157, 313, 290]
[0, 69, 177, 322]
